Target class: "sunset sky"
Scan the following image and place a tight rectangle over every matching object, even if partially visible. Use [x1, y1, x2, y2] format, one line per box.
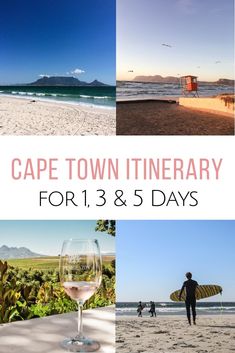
[117, 0, 234, 81]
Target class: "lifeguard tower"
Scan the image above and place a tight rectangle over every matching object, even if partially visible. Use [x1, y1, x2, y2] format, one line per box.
[180, 75, 199, 97]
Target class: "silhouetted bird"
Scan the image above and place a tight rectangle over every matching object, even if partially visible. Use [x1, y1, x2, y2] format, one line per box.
[162, 43, 172, 48]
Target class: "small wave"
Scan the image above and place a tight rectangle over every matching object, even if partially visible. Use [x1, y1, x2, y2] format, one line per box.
[80, 94, 92, 98]
[11, 91, 33, 96]
[79, 94, 112, 100]
[46, 93, 69, 97]
[94, 96, 111, 99]
[158, 307, 185, 313]
[116, 308, 136, 312]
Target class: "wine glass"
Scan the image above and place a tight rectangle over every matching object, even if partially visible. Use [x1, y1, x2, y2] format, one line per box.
[59, 239, 102, 352]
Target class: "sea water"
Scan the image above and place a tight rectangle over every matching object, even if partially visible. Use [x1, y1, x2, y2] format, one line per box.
[116, 302, 235, 316]
[117, 81, 233, 100]
[0, 86, 116, 108]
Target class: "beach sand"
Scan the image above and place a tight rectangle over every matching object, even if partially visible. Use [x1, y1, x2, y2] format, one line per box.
[116, 315, 235, 353]
[117, 100, 234, 135]
[0, 96, 115, 135]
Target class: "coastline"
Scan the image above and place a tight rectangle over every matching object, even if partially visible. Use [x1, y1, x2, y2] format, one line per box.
[0, 93, 116, 110]
[116, 314, 235, 353]
[117, 96, 179, 102]
[0, 95, 115, 135]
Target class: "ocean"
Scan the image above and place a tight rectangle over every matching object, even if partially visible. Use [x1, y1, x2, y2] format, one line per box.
[117, 81, 234, 100]
[0, 86, 116, 108]
[116, 302, 235, 316]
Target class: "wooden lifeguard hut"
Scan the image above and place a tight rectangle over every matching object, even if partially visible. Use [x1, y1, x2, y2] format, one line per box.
[180, 75, 199, 97]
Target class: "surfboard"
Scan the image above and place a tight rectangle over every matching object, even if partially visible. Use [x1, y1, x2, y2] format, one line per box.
[137, 303, 146, 312]
[170, 284, 222, 302]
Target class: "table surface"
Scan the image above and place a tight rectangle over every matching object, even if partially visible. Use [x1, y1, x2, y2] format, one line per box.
[0, 306, 115, 353]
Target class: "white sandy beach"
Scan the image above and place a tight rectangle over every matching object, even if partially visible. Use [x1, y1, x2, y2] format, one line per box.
[0, 96, 115, 135]
[116, 315, 235, 353]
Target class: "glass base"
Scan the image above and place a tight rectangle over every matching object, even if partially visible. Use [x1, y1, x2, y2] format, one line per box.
[61, 336, 100, 352]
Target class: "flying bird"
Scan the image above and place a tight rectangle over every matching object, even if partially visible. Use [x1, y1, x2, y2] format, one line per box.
[162, 43, 172, 48]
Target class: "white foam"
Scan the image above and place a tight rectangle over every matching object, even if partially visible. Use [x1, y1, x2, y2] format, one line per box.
[80, 95, 112, 100]
[0, 92, 115, 110]
[94, 96, 110, 99]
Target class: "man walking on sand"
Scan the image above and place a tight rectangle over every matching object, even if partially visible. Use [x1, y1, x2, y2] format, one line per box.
[149, 301, 156, 317]
[179, 272, 198, 325]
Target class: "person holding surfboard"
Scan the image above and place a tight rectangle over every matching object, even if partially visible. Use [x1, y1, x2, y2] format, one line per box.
[179, 272, 198, 325]
[137, 301, 145, 317]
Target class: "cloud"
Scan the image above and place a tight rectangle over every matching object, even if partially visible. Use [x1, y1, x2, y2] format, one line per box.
[70, 68, 85, 75]
[38, 69, 85, 78]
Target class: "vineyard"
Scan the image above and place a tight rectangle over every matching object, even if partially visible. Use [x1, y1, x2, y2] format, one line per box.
[0, 257, 115, 323]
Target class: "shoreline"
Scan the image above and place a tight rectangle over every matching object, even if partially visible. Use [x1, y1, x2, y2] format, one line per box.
[116, 314, 235, 353]
[0, 95, 115, 135]
[0, 93, 115, 110]
[117, 313, 234, 318]
[117, 312, 234, 318]
[117, 96, 179, 102]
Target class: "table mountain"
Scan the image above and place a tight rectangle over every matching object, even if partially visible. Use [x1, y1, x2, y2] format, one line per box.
[29, 76, 108, 86]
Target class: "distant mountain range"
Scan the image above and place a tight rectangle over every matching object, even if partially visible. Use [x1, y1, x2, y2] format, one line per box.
[215, 78, 234, 86]
[0, 245, 44, 259]
[29, 76, 108, 87]
[133, 75, 179, 84]
[132, 75, 234, 86]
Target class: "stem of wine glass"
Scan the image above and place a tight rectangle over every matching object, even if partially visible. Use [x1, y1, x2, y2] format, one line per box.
[76, 303, 84, 339]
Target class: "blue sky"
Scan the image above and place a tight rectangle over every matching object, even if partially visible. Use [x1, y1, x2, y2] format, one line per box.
[0, 0, 115, 85]
[117, 221, 235, 301]
[117, 0, 234, 81]
[0, 221, 115, 255]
